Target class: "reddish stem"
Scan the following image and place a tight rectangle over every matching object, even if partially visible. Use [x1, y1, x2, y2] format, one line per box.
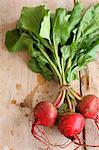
[54, 92, 63, 108]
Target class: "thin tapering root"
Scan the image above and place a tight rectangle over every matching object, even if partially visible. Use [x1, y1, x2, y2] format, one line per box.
[37, 126, 70, 149]
[57, 135, 99, 149]
[73, 134, 99, 148]
[36, 126, 50, 144]
[74, 145, 80, 150]
[95, 116, 99, 130]
[32, 121, 72, 149]
[58, 140, 73, 148]
[74, 135, 82, 150]
[73, 135, 99, 148]
[73, 141, 99, 148]
[31, 121, 50, 149]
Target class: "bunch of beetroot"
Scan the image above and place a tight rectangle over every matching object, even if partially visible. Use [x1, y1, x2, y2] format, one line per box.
[31, 94, 99, 149]
[5, 0, 99, 149]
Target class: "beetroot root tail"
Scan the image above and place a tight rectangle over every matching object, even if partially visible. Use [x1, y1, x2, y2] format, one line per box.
[74, 141, 99, 148]
[32, 122, 71, 149]
[36, 125, 51, 144]
[95, 121, 99, 130]
[37, 126, 70, 149]
[31, 121, 50, 149]
[95, 115, 99, 130]
[73, 135, 99, 149]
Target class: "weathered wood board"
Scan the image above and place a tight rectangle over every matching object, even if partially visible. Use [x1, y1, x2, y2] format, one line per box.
[0, 0, 99, 150]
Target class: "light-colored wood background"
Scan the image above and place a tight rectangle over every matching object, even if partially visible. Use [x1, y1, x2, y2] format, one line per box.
[0, 0, 99, 150]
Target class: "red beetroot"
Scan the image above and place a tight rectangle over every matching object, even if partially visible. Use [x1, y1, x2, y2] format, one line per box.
[58, 113, 99, 149]
[31, 101, 58, 148]
[34, 101, 57, 127]
[58, 113, 85, 138]
[77, 94, 99, 119]
[77, 94, 99, 136]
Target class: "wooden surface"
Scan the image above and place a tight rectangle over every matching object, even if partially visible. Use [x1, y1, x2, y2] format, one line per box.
[0, 0, 99, 150]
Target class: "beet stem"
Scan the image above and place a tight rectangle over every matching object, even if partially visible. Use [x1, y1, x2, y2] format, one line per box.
[66, 93, 73, 112]
[54, 92, 63, 108]
[70, 88, 82, 100]
[56, 90, 66, 108]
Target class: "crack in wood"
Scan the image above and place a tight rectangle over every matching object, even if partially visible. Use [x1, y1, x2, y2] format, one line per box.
[79, 71, 86, 150]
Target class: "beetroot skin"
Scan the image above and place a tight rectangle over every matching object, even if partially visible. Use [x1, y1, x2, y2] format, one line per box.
[34, 101, 58, 127]
[58, 113, 85, 138]
[77, 94, 99, 119]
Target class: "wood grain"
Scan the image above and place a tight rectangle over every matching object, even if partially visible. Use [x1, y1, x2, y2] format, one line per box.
[0, 0, 98, 150]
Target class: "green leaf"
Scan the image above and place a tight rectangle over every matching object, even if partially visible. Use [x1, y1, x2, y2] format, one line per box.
[5, 29, 27, 52]
[39, 11, 51, 42]
[5, 3, 99, 85]
[39, 65, 53, 80]
[82, 29, 99, 47]
[87, 44, 99, 58]
[53, 8, 67, 48]
[76, 4, 99, 41]
[61, 1, 83, 44]
[60, 45, 70, 61]
[28, 58, 42, 73]
[18, 6, 48, 35]
[28, 58, 53, 80]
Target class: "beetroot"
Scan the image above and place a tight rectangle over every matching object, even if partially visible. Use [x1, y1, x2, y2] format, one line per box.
[77, 94, 99, 119]
[77, 94, 99, 140]
[58, 113, 85, 138]
[34, 101, 58, 127]
[31, 101, 58, 148]
[58, 113, 99, 149]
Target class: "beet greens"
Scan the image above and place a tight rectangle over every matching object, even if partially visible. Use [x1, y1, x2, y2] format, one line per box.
[5, 1, 99, 149]
[5, 2, 99, 113]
